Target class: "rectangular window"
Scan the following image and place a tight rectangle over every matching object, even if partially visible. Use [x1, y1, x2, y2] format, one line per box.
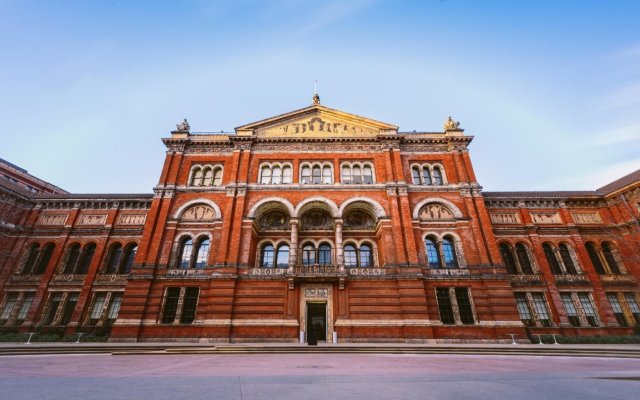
[60, 293, 78, 325]
[624, 293, 640, 324]
[89, 293, 107, 324]
[561, 293, 580, 327]
[515, 293, 533, 326]
[607, 293, 628, 327]
[161, 287, 181, 324]
[455, 288, 475, 324]
[42, 293, 63, 325]
[0, 293, 18, 321]
[107, 293, 123, 321]
[436, 288, 455, 324]
[578, 293, 599, 327]
[16, 293, 34, 322]
[180, 288, 199, 324]
[531, 293, 551, 327]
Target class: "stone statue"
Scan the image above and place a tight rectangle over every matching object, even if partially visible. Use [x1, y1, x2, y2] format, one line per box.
[176, 118, 190, 132]
[312, 93, 321, 105]
[444, 116, 460, 130]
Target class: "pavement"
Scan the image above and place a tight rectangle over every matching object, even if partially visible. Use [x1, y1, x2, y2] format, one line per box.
[0, 351, 639, 400]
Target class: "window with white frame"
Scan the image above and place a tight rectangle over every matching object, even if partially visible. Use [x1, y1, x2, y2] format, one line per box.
[343, 242, 375, 268]
[189, 164, 223, 187]
[259, 242, 290, 268]
[259, 162, 293, 184]
[340, 162, 374, 184]
[300, 162, 332, 184]
[87, 292, 123, 326]
[410, 163, 446, 185]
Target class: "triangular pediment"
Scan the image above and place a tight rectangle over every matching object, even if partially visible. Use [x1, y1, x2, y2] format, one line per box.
[235, 105, 398, 138]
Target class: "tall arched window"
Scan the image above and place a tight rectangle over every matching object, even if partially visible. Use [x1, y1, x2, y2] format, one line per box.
[318, 243, 332, 265]
[341, 166, 351, 184]
[559, 243, 577, 274]
[412, 167, 421, 184]
[586, 242, 606, 274]
[76, 243, 96, 274]
[322, 166, 332, 184]
[359, 243, 373, 267]
[442, 238, 458, 268]
[282, 166, 292, 184]
[499, 243, 517, 274]
[312, 166, 322, 183]
[34, 243, 55, 275]
[276, 244, 289, 268]
[213, 168, 223, 186]
[426, 238, 441, 268]
[178, 238, 193, 269]
[301, 166, 312, 184]
[302, 244, 316, 266]
[543, 243, 562, 274]
[261, 244, 275, 268]
[194, 239, 210, 269]
[433, 166, 443, 185]
[105, 243, 123, 274]
[363, 166, 373, 184]
[352, 165, 362, 183]
[62, 244, 82, 274]
[515, 243, 533, 274]
[344, 244, 358, 267]
[192, 168, 204, 186]
[602, 242, 621, 274]
[203, 168, 214, 186]
[260, 166, 272, 184]
[21, 243, 40, 275]
[120, 243, 137, 274]
[422, 167, 432, 185]
[272, 166, 282, 184]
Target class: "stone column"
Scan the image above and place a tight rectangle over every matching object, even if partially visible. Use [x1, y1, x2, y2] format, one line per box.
[335, 219, 344, 271]
[289, 219, 299, 273]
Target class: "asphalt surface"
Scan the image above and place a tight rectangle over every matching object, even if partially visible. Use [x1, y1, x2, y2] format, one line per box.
[0, 353, 639, 400]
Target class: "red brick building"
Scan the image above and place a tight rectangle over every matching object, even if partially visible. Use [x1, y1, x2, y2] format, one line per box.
[1, 98, 639, 343]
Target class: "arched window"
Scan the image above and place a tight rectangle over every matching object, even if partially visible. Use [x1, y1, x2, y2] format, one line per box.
[261, 244, 275, 268]
[203, 168, 214, 186]
[559, 243, 577, 274]
[213, 168, 223, 186]
[341, 165, 351, 184]
[192, 168, 203, 186]
[344, 244, 358, 267]
[21, 243, 40, 275]
[312, 166, 322, 184]
[34, 243, 55, 274]
[301, 166, 312, 184]
[433, 166, 443, 185]
[105, 243, 123, 274]
[422, 167, 432, 185]
[586, 242, 606, 274]
[412, 167, 421, 184]
[602, 242, 621, 274]
[260, 166, 272, 184]
[282, 166, 292, 184]
[272, 166, 282, 184]
[322, 166, 332, 184]
[76, 243, 96, 274]
[499, 243, 517, 274]
[363, 166, 373, 184]
[318, 243, 332, 265]
[120, 243, 137, 274]
[359, 244, 373, 267]
[276, 244, 289, 268]
[352, 165, 362, 184]
[426, 238, 441, 268]
[194, 238, 210, 269]
[62, 244, 82, 274]
[543, 243, 562, 274]
[515, 243, 533, 274]
[302, 243, 316, 266]
[178, 238, 193, 269]
[442, 238, 458, 268]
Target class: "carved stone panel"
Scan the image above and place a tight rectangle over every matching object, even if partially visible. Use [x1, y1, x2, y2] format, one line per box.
[78, 213, 108, 226]
[257, 116, 380, 138]
[418, 204, 454, 220]
[258, 211, 290, 231]
[300, 210, 333, 230]
[343, 210, 375, 230]
[530, 212, 561, 224]
[117, 213, 147, 226]
[180, 205, 216, 221]
[490, 212, 521, 224]
[37, 213, 68, 226]
[571, 212, 603, 224]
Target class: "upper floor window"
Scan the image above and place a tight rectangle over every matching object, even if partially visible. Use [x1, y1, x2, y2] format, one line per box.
[259, 242, 290, 268]
[411, 163, 446, 185]
[175, 236, 210, 269]
[189, 164, 223, 187]
[61, 243, 96, 275]
[341, 162, 374, 184]
[343, 242, 375, 268]
[425, 235, 459, 268]
[543, 242, 580, 275]
[586, 241, 624, 275]
[260, 162, 293, 184]
[20, 242, 55, 275]
[499, 242, 534, 275]
[104, 242, 138, 274]
[300, 162, 333, 184]
[301, 242, 333, 266]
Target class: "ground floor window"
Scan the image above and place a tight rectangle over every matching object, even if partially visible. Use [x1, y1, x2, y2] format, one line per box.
[560, 292, 599, 327]
[514, 292, 552, 327]
[160, 287, 200, 324]
[87, 292, 123, 326]
[607, 292, 640, 326]
[435, 287, 475, 325]
[41, 292, 79, 326]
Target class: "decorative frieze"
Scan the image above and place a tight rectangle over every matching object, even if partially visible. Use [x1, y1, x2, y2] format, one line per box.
[571, 211, 602, 224]
[490, 212, 520, 224]
[349, 268, 386, 276]
[304, 287, 329, 298]
[78, 213, 107, 226]
[530, 212, 561, 224]
[180, 205, 216, 221]
[418, 204, 455, 220]
[250, 268, 287, 276]
[117, 213, 147, 226]
[37, 213, 68, 226]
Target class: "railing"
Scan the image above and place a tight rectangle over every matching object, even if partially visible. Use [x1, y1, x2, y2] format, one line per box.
[553, 274, 590, 285]
[94, 274, 129, 285]
[509, 274, 544, 285]
[427, 268, 470, 277]
[295, 264, 342, 276]
[599, 274, 636, 285]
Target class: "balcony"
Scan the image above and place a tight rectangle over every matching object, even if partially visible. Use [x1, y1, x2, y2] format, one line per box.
[599, 274, 636, 286]
[509, 274, 544, 285]
[553, 274, 590, 285]
[295, 264, 343, 277]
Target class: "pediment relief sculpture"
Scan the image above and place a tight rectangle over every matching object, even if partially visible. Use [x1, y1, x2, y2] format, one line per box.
[258, 211, 290, 230]
[257, 115, 380, 138]
[180, 204, 216, 221]
[419, 203, 455, 220]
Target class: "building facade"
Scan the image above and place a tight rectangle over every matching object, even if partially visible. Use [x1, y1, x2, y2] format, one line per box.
[1, 98, 639, 343]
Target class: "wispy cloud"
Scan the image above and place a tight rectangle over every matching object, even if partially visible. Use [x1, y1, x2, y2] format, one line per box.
[544, 158, 640, 190]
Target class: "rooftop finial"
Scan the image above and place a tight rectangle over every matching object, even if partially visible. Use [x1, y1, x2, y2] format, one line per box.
[444, 116, 460, 130]
[176, 118, 190, 132]
[312, 80, 320, 105]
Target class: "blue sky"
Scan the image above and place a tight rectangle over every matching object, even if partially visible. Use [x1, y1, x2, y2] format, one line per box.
[1, 1, 639, 193]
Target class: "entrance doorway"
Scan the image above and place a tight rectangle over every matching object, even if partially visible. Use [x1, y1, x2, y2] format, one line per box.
[306, 302, 327, 342]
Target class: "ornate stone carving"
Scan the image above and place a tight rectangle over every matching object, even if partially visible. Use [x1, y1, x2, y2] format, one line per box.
[78, 214, 107, 226]
[300, 210, 333, 230]
[530, 212, 561, 224]
[258, 211, 290, 231]
[343, 210, 375, 230]
[257, 116, 380, 138]
[571, 212, 603, 224]
[419, 204, 454, 220]
[117, 213, 147, 226]
[176, 118, 190, 132]
[444, 116, 460, 130]
[37, 213, 68, 226]
[490, 212, 520, 224]
[180, 205, 216, 221]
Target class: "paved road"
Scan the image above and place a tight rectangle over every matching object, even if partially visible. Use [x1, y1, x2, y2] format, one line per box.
[0, 353, 638, 400]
